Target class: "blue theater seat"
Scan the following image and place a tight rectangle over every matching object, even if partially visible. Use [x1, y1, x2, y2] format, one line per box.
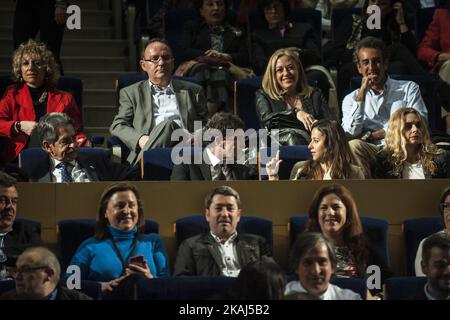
[403, 216, 444, 276]
[14, 218, 41, 236]
[384, 276, 427, 300]
[175, 215, 273, 250]
[136, 276, 236, 300]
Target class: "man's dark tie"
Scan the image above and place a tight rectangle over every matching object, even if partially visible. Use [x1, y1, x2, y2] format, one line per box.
[56, 162, 73, 182]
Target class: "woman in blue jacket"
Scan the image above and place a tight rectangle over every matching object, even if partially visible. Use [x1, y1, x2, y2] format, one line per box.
[69, 182, 169, 293]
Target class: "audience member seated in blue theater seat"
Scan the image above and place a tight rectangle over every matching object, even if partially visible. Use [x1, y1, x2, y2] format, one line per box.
[301, 184, 392, 298]
[174, 186, 273, 276]
[58, 218, 159, 272]
[0, 172, 42, 279]
[411, 187, 450, 276]
[18, 113, 138, 182]
[0, 40, 88, 168]
[255, 48, 332, 147]
[265, 120, 363, 180]
[109, 39, 208, 166]
[67, 183, 169, 297]
[285, 232, 363, 300]
[170, 112, 258, 181]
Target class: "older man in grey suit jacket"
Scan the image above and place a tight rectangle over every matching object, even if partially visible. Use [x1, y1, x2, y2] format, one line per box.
[110, 38, 208, 165]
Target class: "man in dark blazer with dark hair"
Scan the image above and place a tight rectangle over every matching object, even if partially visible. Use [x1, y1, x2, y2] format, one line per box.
[30, 112, 137, 182]
[170, 112, 258, 180]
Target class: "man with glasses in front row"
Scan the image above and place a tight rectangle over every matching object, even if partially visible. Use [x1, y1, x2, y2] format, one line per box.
[0, 247, 91, 300]
[110, 38, 209, 165]
[0, 172, 41, 280]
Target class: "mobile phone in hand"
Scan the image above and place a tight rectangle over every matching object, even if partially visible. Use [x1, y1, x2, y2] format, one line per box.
[129, 255, 145, 268]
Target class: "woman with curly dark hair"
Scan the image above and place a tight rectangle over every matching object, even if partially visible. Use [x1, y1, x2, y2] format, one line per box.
[305, 184, 391, 296]
[373, 108, 450, 178]
[0, 39, 88, 167]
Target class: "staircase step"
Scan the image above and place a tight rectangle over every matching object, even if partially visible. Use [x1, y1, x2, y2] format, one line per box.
[83, 105, 117, 127]
[65, 71, 136, 90]
[61, 56, 129, 71]
[0, 26, 115, 40]
[61, 39, 127, 57]
[84, 88, 116, 105]
[0, 9, 113, 28]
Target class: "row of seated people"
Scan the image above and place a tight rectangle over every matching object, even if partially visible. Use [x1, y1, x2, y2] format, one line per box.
[0, 32, 449, 180]
[7, 107, 450, 183]
[145, 0, 450, 121]
[1, 173, 449, 299]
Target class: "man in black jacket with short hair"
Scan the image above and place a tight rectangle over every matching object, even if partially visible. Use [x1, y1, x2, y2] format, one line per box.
[174, 186, 272, 276]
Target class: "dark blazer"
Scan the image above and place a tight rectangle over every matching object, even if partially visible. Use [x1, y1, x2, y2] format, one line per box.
[174, 233, 272, 276]
[372, 149, 450, 179]
[28, 151, 138, 182]
[180, 20, 249, 67]
[0, 84, 86, 166]
[255, 88, 331, 130]
[0, 286, 92, 300]
[252, 21, 321, 74]
[3, 220, 42, 267]
[170, 163, 258, 180]
[110, 79, 208, 164]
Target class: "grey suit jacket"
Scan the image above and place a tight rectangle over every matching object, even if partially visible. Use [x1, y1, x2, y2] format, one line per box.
[109, 78, 208, 164]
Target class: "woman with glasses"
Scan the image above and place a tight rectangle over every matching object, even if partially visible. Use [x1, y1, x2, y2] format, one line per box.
[0, 39, 88, 168]
[415, 187, 450, 276]
[68, 183, 169, 295]
[372, 108, 450, 179]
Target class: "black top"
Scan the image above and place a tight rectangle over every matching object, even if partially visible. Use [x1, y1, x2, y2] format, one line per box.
[3, 220, 42, 267]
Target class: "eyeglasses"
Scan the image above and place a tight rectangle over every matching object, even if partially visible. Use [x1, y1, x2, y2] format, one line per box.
[440, 203, 450, 212]
[12, 266, 48, 277]
[142, 54, 173, 64]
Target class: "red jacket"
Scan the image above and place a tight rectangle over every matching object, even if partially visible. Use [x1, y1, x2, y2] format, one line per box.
[417, 8, 450, 72]
[0, 84, 87, 166]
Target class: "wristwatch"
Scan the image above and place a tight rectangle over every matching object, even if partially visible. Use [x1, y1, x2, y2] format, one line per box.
[14, 121, 21, 133]
[361, 131, 372, 142]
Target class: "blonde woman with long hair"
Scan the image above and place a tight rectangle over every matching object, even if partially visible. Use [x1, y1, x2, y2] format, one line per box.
[372, 108, 450, 178]
[255, 47, 332, 145]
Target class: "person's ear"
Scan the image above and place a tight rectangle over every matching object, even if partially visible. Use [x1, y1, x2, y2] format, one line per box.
[205, 208, 211, 222]
[42, 141, 52, 154]
[44, 267, 55, 282]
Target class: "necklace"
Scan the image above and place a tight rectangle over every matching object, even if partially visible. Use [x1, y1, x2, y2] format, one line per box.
[34, 91, 47, 105]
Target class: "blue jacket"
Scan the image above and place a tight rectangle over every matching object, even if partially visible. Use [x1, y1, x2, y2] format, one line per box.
[69, 226, 169, 282]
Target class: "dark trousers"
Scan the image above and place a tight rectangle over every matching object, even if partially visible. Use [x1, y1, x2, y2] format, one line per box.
[13, 0, 65, 71]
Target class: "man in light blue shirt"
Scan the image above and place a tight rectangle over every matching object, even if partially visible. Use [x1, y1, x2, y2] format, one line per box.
[341, 36, 428, 177]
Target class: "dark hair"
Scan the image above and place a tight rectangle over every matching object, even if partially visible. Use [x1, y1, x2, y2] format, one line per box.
[295, 120, 358, 179]
[422, 232, 450, 264]
[231, 257, 286, 299]
[353, 36, 389, 65]
[195, 0, 230, 10]
[0, 171, 17, 189]
[204, 185, 241, 209]
[289, 232, 336, 274]
[257, 0, 290, 22]
[205, 112, 245, 136]
[37, 112, 74, 145]
[439, 187, 450, 216]
[305, 184, 369, 275]
[140, 38, 173, 59]
[95, 183, 145, 239]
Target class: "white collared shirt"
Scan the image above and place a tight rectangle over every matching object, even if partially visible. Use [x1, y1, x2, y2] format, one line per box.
[50, 158, 92, 183]
[210, 231, 241, 277]
[284, 280, 362, 300]
[341, 77, 428, 145]
[149, 81, 183, 128]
